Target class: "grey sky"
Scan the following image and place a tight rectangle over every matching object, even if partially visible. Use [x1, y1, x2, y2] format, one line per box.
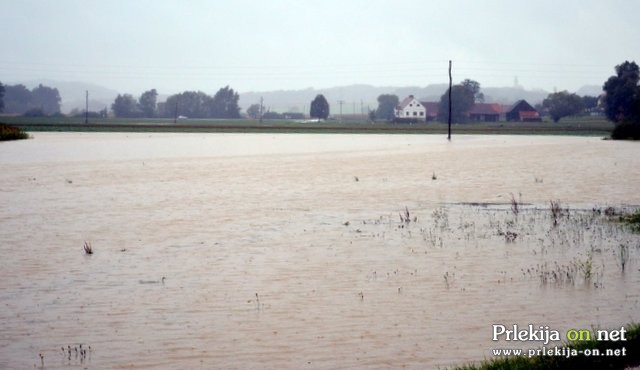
[1, 0, 638, 95]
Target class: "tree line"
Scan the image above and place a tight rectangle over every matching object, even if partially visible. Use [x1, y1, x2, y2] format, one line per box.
[0, 82, 61, 116]
[371, 80, 601, 124]
[245, 94, 330, 121]
[2, 61, 637, 137]
[111, 86, 241, 119]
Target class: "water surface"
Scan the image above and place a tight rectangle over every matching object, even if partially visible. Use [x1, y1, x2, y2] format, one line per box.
[1, 133, 639, 369]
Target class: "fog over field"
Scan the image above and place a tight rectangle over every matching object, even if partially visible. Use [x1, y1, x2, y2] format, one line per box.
[1, 1, 637, 98]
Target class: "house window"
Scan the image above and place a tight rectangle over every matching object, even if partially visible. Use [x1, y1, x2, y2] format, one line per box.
[419, 112, 424, 116]
[413, 112, 417, 116]
[406, 112, 409, 116]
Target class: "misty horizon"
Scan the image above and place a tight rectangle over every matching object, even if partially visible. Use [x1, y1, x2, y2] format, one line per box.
[0, 78, 605, 114]
[2, 0, 638, 99]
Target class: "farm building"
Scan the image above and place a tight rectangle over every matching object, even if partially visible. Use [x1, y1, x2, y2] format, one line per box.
[395, 95, 426, 122]
[506, 100, 541, 122]
[468, 103, 501, 122]
[420, 101, 439, 121]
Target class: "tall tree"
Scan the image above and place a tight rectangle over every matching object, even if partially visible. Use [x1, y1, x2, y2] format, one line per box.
[246, 104, 262, 119]
[161, 91, 213, 118]
[437, 81, 477, 123]
[375, 94, 399, 122]
[603, 61, 640, 123]
[3, 83, 60, 115]
[581, 95, 599, 112]
[210, 86, 240, 118]
[138, 89, 158, 118]
[3, 84, 32, 113]
[0, 81, 4, 113]
[542, 91, 585, 122]
[310, 94, 329, 120]
[461, 79, 484, 103]
[111, 94, 139, 117]
[30, 84, 61, 115]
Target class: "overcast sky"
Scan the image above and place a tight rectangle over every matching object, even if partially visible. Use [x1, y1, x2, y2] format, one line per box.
[1, 0, 638, 95]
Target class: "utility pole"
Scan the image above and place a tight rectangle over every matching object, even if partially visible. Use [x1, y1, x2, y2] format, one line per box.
[174, 96, 179, 124]
[448, 60, 452, 141]
[259, 96, 264, 124]
[338, 100, 345, 122]
[85, 90, 89, 124]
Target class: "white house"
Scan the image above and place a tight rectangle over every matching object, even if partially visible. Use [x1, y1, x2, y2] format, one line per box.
[394, 95, 426, 121]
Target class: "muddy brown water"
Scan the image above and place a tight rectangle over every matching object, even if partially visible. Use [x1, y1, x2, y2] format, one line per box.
[1, 133, 639, 369]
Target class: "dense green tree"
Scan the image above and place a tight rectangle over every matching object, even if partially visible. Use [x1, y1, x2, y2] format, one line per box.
[30, 84, 61, 115]
[581, 95, 599, 111]
[246, 104, 262, 119]
[603, 61, 640, 123]
[462, 79, 484, 103]
[0, 81, 4, 113]
[368, 109, 376, 122]
[604, 61, 640, 139]
[161, 91, 213, 119]
[310, 94, 329, 120]
[111, 93, 139, 117]
[437, 80, 478, 123]
[375, 94, 399, 121]
[3, 83, 61, 115]
[542, 91, 585, 122]
[3, 84, 31, 113]
[210, 86, 240, 118]
[138, 89, 158, 118]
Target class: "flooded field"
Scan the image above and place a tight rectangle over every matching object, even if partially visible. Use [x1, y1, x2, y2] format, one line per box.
[1, 133, 639, 369]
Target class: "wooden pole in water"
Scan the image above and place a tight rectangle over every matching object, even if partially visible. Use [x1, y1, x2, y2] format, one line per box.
[85, 90, 89, 124]
[448, 60, 452, 141]
[174, 95, 179, 124]
[259, 96, 264, 124]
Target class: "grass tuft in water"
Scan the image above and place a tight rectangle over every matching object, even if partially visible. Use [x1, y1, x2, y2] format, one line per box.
[619, 209, 640, 233]
[550, 200, 561, 227]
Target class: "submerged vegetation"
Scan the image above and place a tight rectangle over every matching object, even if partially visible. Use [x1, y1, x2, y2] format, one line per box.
[343, 200, 639, 368]
[620, 209, 640, 233]
[0, 123, 29, 141]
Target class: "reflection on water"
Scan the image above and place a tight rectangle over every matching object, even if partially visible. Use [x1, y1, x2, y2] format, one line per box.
[0, 133, 639, 369]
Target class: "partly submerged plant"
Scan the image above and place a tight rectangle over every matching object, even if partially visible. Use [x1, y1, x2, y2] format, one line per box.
[620, 209, 640, 233]
[0, 123, 29, 141]
[83, 241, 93, 255]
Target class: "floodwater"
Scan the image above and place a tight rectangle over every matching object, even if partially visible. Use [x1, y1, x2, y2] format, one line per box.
[1, 132, 639, 369]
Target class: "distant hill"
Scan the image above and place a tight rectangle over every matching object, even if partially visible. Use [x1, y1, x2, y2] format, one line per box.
[576, 85, 604, 97]
[239, 84, 449, 114]
[238, 84, 568, 114]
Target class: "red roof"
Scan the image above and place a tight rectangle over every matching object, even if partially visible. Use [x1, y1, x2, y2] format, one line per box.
[420, 101, 439, 117]
[468, 103, 502, 115]
[519, 111, 540, 119]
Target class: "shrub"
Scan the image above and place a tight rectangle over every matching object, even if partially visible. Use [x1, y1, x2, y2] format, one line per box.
[611, 121, 640, 140]
[0, 123, 29, 141]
